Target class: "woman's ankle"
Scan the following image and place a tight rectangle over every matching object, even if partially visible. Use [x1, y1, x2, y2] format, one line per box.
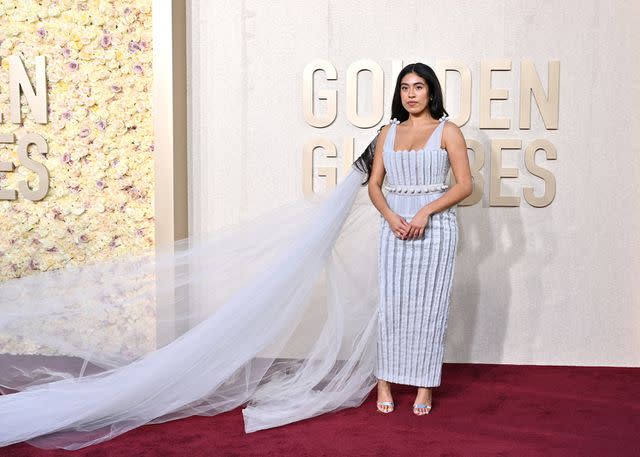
[377, 380, 392, 396]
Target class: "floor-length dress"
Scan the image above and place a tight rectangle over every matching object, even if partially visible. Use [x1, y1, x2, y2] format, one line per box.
[376, 116, 458, 387]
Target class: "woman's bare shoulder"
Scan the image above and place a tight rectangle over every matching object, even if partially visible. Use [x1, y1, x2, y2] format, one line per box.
[377, 123, 392, 143]
[443, 119, 460, 130]
[442, 120, 463, 139]
[442, 119, 467, 150]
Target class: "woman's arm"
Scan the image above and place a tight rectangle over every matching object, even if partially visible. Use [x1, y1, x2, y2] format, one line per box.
[367, 124, 394, 219]
[423, 121, 473, 215]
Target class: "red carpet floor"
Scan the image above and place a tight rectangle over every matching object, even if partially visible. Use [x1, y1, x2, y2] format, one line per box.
[4, 363, 639, 457]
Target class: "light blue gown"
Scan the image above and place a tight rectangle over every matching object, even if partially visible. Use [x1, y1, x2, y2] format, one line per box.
[376, 116, 459, 387]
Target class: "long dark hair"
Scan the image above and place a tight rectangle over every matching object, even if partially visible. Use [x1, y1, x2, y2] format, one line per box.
[352, 63, 449, 185]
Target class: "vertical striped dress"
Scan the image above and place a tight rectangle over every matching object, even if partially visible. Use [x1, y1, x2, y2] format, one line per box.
[375, 116, 458, 388]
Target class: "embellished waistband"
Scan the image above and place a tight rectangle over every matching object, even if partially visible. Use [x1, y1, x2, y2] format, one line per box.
[383, 183, 449, 195]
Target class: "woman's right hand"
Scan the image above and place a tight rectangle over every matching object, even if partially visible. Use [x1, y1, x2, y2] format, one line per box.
[386, 212, 410, 240]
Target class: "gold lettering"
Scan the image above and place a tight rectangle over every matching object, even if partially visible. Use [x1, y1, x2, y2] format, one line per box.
[523, 139, 557, 207]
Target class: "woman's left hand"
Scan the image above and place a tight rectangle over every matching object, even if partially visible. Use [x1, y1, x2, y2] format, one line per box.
[406, 208, 432, 239]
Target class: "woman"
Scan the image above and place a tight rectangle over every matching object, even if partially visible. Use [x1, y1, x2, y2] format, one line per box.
[0, 63, 470, 449]
[359, 63, 472, 415]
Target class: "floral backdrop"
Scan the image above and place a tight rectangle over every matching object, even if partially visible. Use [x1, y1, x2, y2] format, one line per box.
[0, 0, 155, 358]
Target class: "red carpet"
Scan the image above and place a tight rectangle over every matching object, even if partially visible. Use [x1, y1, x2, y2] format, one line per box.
[4, 363, 639, 456]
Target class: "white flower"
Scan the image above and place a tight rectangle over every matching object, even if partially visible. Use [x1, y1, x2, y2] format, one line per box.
[70, 204, 86, 216]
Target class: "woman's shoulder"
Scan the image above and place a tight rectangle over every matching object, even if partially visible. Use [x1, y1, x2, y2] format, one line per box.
[441, 119, 465, 150]
[442, 119, 462, 135]
[380, 123, 392, 134]
[442, 119, 461, 134]
[376, 123, 392, 142]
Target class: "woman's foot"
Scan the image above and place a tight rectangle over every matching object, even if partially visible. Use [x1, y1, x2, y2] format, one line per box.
[413, 387, 432, 415]
[376, 379, 394, 413]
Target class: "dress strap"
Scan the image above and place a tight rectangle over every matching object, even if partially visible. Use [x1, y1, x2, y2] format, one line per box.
[431, 115, 449, 149]
[384, 118, 400, 150]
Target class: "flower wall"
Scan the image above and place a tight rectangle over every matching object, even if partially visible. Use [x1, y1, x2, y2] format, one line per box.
[0, 0, 155, 357]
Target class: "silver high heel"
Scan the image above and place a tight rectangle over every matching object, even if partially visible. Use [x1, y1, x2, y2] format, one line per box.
[376, 401, 395, 413]
[412, 403, 432, 415]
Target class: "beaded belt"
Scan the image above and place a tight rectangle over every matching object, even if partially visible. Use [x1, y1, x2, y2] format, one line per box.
[383, 183, 448, 195]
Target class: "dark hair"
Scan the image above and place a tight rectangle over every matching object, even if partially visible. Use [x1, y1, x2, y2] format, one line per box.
[352, 63, 449, 185]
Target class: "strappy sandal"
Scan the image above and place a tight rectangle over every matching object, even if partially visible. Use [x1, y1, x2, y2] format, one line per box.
[412, 403, 432, 415]
[376, 401, 395, 413]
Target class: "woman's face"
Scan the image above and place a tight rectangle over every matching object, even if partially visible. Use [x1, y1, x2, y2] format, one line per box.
[400, 72, 430, 115]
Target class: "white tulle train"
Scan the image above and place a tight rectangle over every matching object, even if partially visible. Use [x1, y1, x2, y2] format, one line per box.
[0, 166, 381, 450]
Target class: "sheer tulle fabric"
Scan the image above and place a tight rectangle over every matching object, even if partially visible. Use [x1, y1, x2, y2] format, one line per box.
[0, 166, 381, 450]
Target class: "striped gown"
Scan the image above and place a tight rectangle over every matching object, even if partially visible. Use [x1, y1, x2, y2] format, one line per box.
[375, 116, 458, 388]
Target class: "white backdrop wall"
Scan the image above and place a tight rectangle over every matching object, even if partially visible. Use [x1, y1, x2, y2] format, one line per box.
[187, 0, 640, 366]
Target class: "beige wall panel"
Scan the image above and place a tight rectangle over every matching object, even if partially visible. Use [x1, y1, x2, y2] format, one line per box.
[187, 0, 640, 366]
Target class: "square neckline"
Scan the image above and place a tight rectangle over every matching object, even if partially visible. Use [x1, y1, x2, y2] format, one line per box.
[391, 120, 443, 153]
